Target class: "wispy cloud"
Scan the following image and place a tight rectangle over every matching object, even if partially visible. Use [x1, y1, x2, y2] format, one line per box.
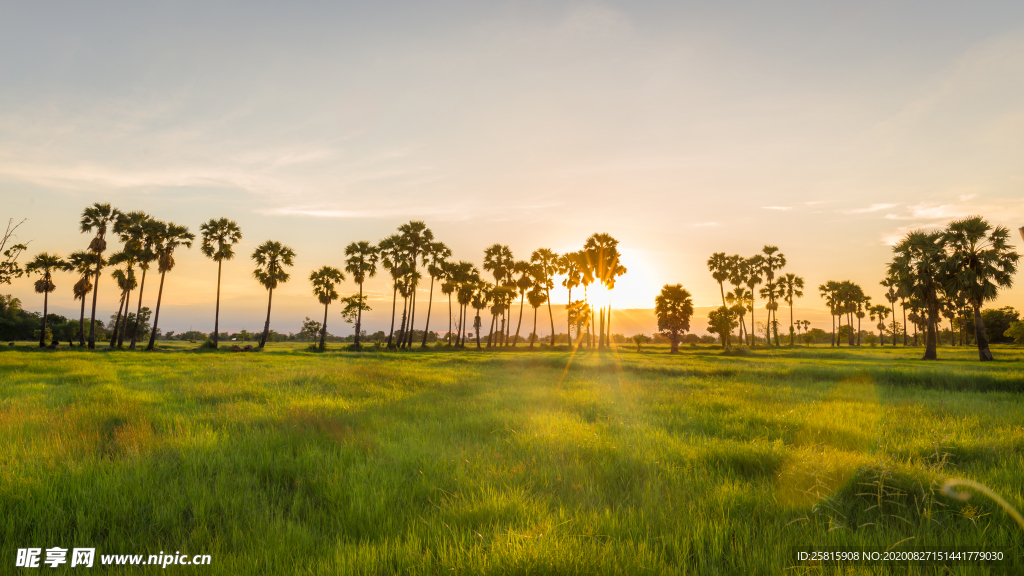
[845, 203, 898, 214]
[882, 201, 971, 221]
[690, 221, 719, 227]
[762, 206, 791, 211]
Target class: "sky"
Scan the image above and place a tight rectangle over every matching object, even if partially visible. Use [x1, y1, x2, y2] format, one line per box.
[2, 1, 1024, 337]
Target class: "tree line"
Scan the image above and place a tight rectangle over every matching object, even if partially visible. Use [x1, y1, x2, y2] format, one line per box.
[1, 209, 1019, 361]
[0, 206, 628, 353]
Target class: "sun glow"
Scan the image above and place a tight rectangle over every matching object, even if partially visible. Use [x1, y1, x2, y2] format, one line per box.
[588, 284, 612, 310]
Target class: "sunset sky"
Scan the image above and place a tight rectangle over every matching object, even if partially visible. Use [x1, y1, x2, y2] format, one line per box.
[3, 2, 1023, 336]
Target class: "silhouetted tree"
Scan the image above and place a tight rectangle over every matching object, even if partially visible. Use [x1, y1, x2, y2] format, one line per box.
[200, 218, 242, 349]
[252, 240, 296, 350]
[25, 253, 71, 347]
[80, 203, 122, 348]
[655, 284, 694, 353]
[344, 241, 378, 349]
[147, 222, 195, 351]
[942, 216, 1021, 361]
[310, 266, 345, 351]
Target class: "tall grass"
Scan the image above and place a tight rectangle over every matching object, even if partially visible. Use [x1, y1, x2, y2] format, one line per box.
[1, 343, 1022, 574]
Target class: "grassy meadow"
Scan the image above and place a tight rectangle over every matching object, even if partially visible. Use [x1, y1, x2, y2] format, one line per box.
[1, 342, 1024, 574]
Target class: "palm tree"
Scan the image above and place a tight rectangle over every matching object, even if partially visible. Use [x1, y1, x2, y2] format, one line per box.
[397, 221, 433, 348]
[583, 233, 626, 349]
[129, 218, 161, 350]
[378, 234, 409, 349]
[708, 251, 733, 346]
[779, 273, 804, 346]
[470, 280, 492, 349]
[758, 246, 786, 346]
[526, 286, 547, 349]
[482, 244, 514, 345]
[25, 253, 71, 347]
[309, 266, 345, 351]
[107, 260, 137, 348]
[80, 203, 122, 349]
[655, 284, 694, 353]
[146, 223, 195, 351]
[855, 292, 871, 346]
[251, 240, 296, 350]
[453, 262, 479, 347]
[67, 251, 100, 346]
[107, 211, 149, 347]
[344, 241, 379, 349]
[199, 218, 242, 349]
[420, 241, 451, 347]
[942, 216, 1021, 361]
[558, 251, 583, 347]
[530, 248, 560, 347]
[889, 231, 946, 360]
[439, 260, 457, 345]
[869, 304, 890, 345]
[819, 281, 840, 346]
[742, 255, 764, 346]
[725, 287, 749, 345]
[510, 260, 533, 347]
[880, 277, 900, 347]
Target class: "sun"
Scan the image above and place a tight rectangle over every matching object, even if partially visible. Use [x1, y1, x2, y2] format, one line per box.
[589, 284, 611, 309]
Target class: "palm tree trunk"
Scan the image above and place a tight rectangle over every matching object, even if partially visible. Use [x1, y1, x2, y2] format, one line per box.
[39, 289, 49, 348]
[77, 291, 87, 346]
[901, 299, 908, 346]
[87, 257, 102, 349]
[831, 314, 835, 347]
[354, 282, 364, 348]
[146, 271, 168, 351]
[110, 288, 126, 347]
[258, 286, 273, 350]
[406, 284, 419, 348]
[319, 302, 329, 351]
[458, 304, 466, 347]
[546, 289, 555, 347]
[386, 285, 398, 349]
[420, 277, 435, 347]
[129, 267, 148, 350]
[117, 287, 131, 347]
[750, 303, 756, 347]
[402, 290, 412, 348]
[789, 302, 794, 346]
[213, 259, 222, 349]
[487, 313, 496, 347]
[530, 305, 537, 349]
[397, 295, 408, 348]
[607, 300, 613, 348]
[971, 302, 994, 361]
[446, 293, 452, 346]
[598, 307, 605, 349]
[565, 287, 573, 347]
[475, 311, 481, 349]
[923, 302, 938, 360]
[513, 293, 525, 347]
[718, 282, 730, 347]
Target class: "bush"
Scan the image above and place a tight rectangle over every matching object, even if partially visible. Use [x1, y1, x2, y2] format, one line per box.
[1006, 321, 1024, 345]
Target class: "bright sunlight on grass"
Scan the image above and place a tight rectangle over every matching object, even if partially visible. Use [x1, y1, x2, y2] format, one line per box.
[1, 343, 1023, 574]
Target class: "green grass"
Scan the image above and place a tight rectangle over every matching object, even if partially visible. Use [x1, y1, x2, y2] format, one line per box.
[1, 342, 1023, 574]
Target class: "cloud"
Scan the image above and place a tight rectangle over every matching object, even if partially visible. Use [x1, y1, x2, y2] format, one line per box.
[762, 206, 792, 211]
[882, 201, 971, 221]
[690, 221, 719, 227]
[845, 203, 898, 214]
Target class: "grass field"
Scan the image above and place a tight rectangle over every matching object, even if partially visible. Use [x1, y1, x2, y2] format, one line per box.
[1, 342, 1023, 574]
